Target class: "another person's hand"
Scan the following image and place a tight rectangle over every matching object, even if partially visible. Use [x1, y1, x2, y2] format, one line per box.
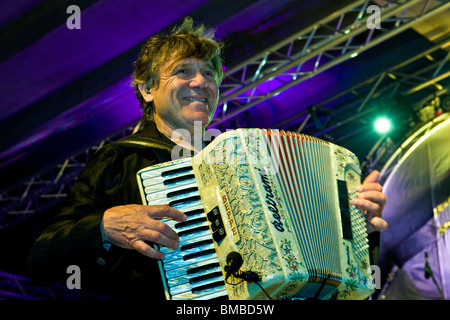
[101, 204, 187, 259]
[352, 170, 388, 233]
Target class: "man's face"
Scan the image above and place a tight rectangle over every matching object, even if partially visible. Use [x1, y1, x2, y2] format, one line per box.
[146, 57, 219, 134]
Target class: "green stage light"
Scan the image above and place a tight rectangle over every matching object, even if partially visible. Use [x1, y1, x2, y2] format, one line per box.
[374, 117, 392, 134]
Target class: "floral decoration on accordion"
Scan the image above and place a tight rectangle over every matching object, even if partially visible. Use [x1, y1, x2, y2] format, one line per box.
[334, 145, 361, 184]
[280, 239, 303, 273]
[206, 136, 283, 275]
[334, 146, 347, 177]
[337, 241, 372, 299]
[197, 162, 212, 186]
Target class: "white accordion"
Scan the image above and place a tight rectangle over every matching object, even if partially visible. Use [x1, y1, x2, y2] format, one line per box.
[137, 129, 375, 300]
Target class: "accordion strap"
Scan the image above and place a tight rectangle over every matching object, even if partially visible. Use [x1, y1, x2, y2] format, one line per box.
[111, 135, 174, 152]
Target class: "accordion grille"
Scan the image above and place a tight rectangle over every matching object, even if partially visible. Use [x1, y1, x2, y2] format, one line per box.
[265, 130, 342, 286]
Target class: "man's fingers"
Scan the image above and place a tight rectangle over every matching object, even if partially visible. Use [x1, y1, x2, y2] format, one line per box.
[362, 170, 381, 185]
[138, 226, 180, 249]
[130, 239, 165, 260]
[367, 215, 388, 233]
[352, 197, 382, 216]
[146, 204, 187, 222]
[101, 204, 185, 258]
[357, 183, 383, 193]
[144, 218, 180, 241]
[354, 190, 386, 214]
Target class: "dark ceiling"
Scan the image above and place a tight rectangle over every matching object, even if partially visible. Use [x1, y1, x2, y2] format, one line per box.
[0, 0, 449, 296]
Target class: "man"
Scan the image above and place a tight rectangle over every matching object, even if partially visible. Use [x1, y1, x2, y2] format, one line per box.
[101, 17, 223, 262]
[27, 18, 387, 300]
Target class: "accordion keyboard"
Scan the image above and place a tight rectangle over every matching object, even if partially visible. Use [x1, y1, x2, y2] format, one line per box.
[137, 159, 228, 300]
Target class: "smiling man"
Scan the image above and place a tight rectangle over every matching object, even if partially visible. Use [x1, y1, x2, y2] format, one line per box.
[27, 17, 386, 300]
[138, 57, 220, 151]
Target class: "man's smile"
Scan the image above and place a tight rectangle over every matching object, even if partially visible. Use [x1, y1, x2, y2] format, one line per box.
[183, 97, 208, 102]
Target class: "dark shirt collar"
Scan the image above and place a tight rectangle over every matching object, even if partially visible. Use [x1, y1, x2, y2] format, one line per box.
[139, 121, 175, 147]
[139, 121, 211, 157]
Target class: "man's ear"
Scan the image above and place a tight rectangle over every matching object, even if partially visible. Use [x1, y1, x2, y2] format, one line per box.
[138, 83, 154, 103]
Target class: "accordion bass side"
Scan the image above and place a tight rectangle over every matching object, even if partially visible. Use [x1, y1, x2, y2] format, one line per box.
[136, 129, 375, 300]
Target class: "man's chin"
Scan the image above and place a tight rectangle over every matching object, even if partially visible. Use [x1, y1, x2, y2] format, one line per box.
[187, 113, 213, 127]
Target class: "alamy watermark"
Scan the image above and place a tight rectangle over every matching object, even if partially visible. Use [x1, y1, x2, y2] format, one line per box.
[169, 122, 282, 175]
[66, 264, 81, 289]
[66, 5, 81, 30]
[366, 5, 381, 30]
[65, 4, 381, 31]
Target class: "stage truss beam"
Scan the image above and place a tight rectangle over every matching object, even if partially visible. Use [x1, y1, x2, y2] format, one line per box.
[212, 0, 450, 127]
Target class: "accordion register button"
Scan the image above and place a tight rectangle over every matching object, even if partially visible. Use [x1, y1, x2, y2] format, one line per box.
[212, 228, 226, 243]
[206, 206, 226, 242]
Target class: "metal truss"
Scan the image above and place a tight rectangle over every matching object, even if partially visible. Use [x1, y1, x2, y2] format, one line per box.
[213, 0, 450, 128]
[269, 34, 450, 173]
[275, 34, 450, 136]
[324, 35, 449, 170]
[0, 125, 138, 230]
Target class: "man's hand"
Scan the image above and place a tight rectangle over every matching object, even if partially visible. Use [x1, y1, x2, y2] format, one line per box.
[352, 170, 388, 233]
[101, 204, 187, 259]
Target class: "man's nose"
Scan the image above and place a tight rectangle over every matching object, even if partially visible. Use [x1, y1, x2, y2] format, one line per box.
[189, 72, 208, 89]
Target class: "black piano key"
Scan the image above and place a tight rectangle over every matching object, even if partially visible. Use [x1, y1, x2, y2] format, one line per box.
[180, 239, 213, 251]
[177, 225, 210, 238]
[183, 248, 216, 261]
[161, 166, 193, 178]
[187, 262, 221, 275]
[189, 271, 224, 285]
[167, 186, 199, 198]
[164, 174, 196, 186]
[169, 195, 202, 207]
[184, 208, 204, 217]
[192, 280, 226, 294]
[175, 217, 207, 230]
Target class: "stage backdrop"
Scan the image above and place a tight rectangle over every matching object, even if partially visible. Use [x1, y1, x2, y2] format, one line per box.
[378, 113, 450, 300]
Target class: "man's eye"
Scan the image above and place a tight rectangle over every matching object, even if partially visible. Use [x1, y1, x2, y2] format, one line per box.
[175, 69, 187, 75]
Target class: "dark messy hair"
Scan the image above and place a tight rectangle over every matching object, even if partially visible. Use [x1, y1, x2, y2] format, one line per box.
[131, 17, 224, 128]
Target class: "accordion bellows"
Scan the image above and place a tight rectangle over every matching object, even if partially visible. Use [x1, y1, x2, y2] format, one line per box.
[137, 129, 374, 300]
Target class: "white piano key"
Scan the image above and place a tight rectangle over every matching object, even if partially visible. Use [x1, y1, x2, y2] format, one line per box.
[169, 273, 225, 296]
[160, 234, 212, 254]
[162, 250, 219, 271]
[171, 282, 227, 300]
[163, 240, 215, 262]
[145, 185, 200, 201]
[165, 257, 221, 279]
[167, 262, 223, 287]
[139, 160, 193, 179]
[167, 217, 208, 231]
[142, 169, 195, 186]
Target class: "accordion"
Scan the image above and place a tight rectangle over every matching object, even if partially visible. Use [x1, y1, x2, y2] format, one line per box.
[136, 128, 374, 300]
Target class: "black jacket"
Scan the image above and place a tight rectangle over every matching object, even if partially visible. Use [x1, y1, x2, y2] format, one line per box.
[27, 122, 176, 300]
